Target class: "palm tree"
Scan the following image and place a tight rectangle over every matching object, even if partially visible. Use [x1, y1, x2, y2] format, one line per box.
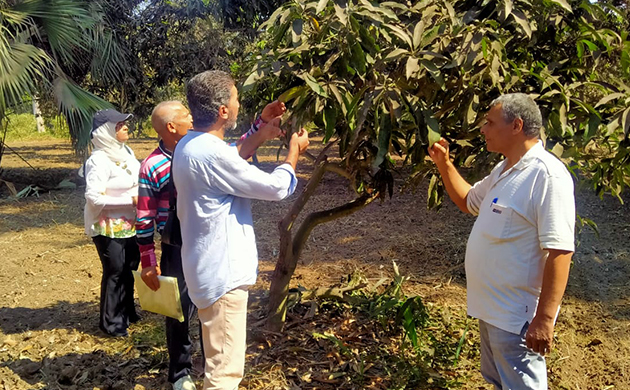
[0, 0, 127, 159]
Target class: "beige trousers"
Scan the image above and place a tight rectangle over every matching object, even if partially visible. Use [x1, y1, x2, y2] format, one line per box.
[197, 286, 249, 390]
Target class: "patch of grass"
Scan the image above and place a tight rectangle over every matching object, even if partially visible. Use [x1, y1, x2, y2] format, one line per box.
[121, 314, 169, 367]
[3, 113, 71, 141]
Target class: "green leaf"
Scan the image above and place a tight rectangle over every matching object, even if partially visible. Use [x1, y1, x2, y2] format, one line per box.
[52, 77, 113, 153]
[423, 109, 441, 146]
[511, 9, 532, 38]
[576, 41, 584, 60]
[427, 174, 439, 209]
[559, 103, 568, 134]
[0, 40, 52, 110]
[467, 94, 479, 126]
[278, 86, 308, 103]
[550, 0, 572, 12]
[420, 60, 445, 89]
[406, 56, 419, 79]
[316, 0, 328, 15]
[504, 0, 513, 17]
[581, 39, 598, 51]
[300, 73, 329, 98]
[384, 48, 409, 61]
[384, 23, 413, 49]
[412, 20, 425, 50]
[623, 106, 630, 138]
[584, 114, 600, 141]
[351, 42, 367, 75]
[595, 92, 625, 107]
[374, 110, 393, 169]
[358, 24, 378, 54]
[323, 105, 337, 142]
[334, 3, 347, 26]
[241, 68, 265, 93]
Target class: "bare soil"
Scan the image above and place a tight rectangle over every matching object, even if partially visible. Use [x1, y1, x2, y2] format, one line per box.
[0, 138, 628, 389]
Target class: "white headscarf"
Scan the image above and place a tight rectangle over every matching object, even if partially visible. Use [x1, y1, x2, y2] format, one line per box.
[91, 121, 134, 163]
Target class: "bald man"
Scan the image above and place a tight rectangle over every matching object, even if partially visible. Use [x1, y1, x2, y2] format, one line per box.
[136, 100, 285, 390]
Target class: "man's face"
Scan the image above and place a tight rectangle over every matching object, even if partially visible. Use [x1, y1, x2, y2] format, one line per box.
[480, 104, 516, 154]
[169, 105, 193, 141]
[225, 85, 240, 131]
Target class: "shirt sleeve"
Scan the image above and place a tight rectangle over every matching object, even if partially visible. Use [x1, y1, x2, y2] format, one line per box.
[84, 155, 134, 209]
[534, 170, 576, 252]
[135, 162, 161, 268]
[239, 116, 265, 142]
[209, 146, 297, 201]
[466, 176, 493, 216]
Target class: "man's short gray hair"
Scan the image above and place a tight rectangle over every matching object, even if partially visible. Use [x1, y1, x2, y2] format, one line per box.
[490, 93, 543, 138]
[186, 70, 234, 128]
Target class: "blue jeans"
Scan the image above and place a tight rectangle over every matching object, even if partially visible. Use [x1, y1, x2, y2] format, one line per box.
[479, 320, 547, 390]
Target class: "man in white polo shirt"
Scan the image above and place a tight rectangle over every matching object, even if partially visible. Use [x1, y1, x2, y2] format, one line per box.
[428, 93, 575, 389]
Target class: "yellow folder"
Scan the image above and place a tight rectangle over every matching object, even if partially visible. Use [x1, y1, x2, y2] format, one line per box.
[132, 271, 185, 322]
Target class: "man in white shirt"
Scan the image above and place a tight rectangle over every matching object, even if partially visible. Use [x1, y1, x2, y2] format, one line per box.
[428, 93, 575, 389]
[172, 70, 309, 390]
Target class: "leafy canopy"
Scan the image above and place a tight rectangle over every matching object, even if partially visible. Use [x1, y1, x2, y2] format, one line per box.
[243, 0, 630, 203]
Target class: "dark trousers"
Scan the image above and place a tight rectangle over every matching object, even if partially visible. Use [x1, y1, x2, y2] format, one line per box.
[161, 243, 199, 383]
[93, 235, 140, 336]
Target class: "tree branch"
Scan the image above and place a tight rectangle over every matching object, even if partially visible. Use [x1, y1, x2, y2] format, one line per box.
[279, 158, 328, 232]
[323, 162, 352, 180]
[292, 193, 378, 260]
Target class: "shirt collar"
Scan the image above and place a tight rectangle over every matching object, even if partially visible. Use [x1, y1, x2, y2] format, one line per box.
[512, 140, 544, 171]
[158, 140, 172, 158]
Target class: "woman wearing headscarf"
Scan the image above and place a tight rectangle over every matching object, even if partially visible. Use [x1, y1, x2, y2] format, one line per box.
[84, 109, 141, 337]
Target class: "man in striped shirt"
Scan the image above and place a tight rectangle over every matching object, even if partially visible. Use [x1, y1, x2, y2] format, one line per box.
[136, 100, 285, 390]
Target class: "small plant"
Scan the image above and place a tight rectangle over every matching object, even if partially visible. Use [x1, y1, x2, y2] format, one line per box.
[306, 263, 472, 389]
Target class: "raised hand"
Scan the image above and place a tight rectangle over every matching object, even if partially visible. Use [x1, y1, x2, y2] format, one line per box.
[261, 101, 286, 123]
[427, 138, 451, 168]
[259, 118, 284, 141]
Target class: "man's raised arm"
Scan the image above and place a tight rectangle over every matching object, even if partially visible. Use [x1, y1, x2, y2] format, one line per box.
[427, 138, 472, 213]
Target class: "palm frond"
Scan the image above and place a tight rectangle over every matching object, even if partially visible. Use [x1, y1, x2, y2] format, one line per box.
[0, 26, 52, 114]
[88, 24, 127, 83]
[52, 76, 113, 156]
[11, 0, 95, 66]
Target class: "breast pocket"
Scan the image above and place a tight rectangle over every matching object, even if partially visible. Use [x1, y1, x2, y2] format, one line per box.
[478, 203, 513, 241]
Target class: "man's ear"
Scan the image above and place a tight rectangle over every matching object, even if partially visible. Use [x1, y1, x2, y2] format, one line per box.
[512, 117, 524, 135]
[218, 105, 229, 120]
[166, 122, 177, 134]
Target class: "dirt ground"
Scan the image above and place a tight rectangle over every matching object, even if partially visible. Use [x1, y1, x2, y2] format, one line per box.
[0, 138, 628, 390]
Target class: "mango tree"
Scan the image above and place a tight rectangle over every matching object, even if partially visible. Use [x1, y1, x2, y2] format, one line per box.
[241, 0, 630, 331]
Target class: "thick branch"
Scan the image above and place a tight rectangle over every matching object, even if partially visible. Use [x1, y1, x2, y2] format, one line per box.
[323, 162, 352, 180]
[292, 194, 378, 260]
[279, 158, 328, 232]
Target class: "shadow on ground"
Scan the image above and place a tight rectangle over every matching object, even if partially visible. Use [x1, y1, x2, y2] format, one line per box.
[0, 301, 101, 336]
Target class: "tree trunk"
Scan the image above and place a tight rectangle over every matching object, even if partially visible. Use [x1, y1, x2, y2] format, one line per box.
[266, 188, 377, 331]
[266, 220, 296, 331]
[266, 159, 328, 331]
[32, 96, 46, 133]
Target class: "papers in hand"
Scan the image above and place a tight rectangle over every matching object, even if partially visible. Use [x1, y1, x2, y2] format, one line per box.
[132, 271, 184, 322]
